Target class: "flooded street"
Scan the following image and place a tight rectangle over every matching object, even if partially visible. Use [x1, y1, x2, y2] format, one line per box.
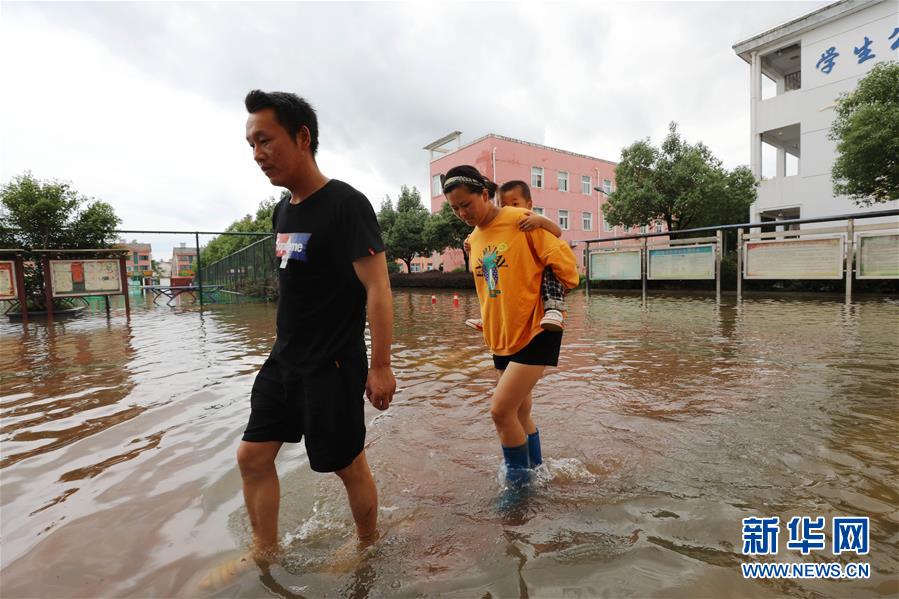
[1, 290, 897, 598]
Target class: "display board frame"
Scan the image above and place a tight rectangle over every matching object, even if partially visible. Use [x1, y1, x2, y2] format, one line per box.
[856, 232, 899, 279]
[647, 244, 716, 280]
[743, 236, 844, 280]
[589, 249, 642, 280]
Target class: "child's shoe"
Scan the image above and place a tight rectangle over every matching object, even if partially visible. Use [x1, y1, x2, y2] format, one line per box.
[464, 318, 483, 331]
[540, 309, 564, 332]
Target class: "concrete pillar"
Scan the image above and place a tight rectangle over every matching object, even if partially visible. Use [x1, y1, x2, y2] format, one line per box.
[750, 52, 762, 180]
[776, 147, 786, 178]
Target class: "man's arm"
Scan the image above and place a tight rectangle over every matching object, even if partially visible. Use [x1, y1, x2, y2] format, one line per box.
[352, 251, 396, 411]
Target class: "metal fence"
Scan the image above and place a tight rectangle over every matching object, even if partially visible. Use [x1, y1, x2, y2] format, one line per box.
[581, 208, 899, 304]
[200, 235, 276, 299]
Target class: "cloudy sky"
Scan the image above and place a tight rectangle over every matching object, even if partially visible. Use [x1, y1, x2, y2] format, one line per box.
[1, 1, 828, 259]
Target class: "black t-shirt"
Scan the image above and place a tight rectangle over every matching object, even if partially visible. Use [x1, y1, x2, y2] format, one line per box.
[270, 179, 385, 370]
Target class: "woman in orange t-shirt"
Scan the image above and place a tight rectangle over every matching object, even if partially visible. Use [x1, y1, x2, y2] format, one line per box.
[443, 165, 579, 499]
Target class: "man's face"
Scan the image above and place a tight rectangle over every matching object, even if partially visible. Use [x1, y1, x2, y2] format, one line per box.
[500, 188, 531, 209]
[245, 108, 305, 187]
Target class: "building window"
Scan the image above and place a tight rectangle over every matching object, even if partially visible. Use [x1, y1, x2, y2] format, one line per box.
[655, 221, 664, 233]
[558, 171, 568, 192]
[533, 206, 544, 216]
[559, 209, 569, 230]
[582, 175, 591, 195]
[531, 167, 544, 189]
[603, 218, 613, 232]
[431, 174, 442, 197]
[602, 179, 612, 194]
[582, 212, 593, 231]
[640, 224, 648, 234]
[411, 264, 421, 273]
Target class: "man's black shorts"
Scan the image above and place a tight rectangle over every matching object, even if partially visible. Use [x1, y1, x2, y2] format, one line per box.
[242, 347, 368, 473]
[492, 330, 563, 371]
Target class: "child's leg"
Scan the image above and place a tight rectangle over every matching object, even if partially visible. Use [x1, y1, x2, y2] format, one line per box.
[541, 268, 567, 312]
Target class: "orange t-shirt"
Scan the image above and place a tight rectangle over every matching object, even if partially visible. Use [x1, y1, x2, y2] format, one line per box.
[469, 207, 579, 356]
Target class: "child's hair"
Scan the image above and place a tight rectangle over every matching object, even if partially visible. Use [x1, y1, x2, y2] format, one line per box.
[498, 180, 532, 202]
[442, 165, 498, 199]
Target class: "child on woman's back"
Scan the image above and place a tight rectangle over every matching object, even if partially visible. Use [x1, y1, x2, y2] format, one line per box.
[464, 180, 567, 332]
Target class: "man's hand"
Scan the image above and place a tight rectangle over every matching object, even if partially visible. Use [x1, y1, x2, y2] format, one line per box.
[366, 365, 396, 411]
[463, 235, 472, 254]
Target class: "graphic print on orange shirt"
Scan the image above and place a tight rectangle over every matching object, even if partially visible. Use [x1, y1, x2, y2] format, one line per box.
[475, 244, 508, 298]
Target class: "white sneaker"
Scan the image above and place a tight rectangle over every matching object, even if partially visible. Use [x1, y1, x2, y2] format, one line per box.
[540, 309, 564, 331]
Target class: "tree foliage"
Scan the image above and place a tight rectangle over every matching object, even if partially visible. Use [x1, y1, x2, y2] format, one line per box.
[603, 123, 757, 233]
[0, 171, 122, 309]
[199, 192, 285, 266]
[829, 61, 899, 206]
[377, 186, 431, 273]
[425, 200, 473, 271]
[0, 171, 120, 250]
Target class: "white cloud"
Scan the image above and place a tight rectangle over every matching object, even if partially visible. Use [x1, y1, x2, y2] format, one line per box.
[1, 1, 829, 259]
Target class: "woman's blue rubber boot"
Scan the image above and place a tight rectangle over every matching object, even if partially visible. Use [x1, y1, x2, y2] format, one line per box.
[527, 429, 542, 468]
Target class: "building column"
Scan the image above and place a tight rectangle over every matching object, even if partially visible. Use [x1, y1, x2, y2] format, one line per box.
[776, 147, 786, 178]
[750, 51, 762, 180]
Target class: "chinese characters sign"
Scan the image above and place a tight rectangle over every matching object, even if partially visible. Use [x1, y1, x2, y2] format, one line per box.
[742, 516, 869, 556]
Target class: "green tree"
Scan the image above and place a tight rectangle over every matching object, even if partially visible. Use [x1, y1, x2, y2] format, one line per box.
[425, 200, 473, 271]
[200, 192, 285, 266]
[603, 122, 757, 233]
[829, 61, 899, 206]
[379, 186, 430, 273]
[0, 171, 121, 308]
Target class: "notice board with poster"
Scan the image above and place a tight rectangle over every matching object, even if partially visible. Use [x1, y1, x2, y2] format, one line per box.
[744, 237, 844, 280]
[0, 261, 17, 300]
[590, 249, 642, 280]
[857, 233, 899, 279]
[648, 244, 715, 280]
[49, 259, 124, 297]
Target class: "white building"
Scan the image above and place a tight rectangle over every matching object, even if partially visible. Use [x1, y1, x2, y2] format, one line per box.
[733, 0, 898, 227]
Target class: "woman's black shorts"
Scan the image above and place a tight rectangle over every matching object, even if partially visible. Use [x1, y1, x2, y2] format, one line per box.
[242, 347, 368, 473]
[492, 330, 563, 371]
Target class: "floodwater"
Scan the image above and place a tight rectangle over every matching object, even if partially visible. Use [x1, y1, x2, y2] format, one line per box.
[1, 290, 897, 598]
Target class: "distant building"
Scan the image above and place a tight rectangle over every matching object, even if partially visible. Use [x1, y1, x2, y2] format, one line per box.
[156, 259, 173, 279]
[172, 242, 197, 277]
[118, 239, 152, 281]
[425, 132, 648, 273]
[733, 0, 899, 227]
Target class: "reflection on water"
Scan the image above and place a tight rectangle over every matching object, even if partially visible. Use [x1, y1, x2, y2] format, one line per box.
[1, 290, 897, 598]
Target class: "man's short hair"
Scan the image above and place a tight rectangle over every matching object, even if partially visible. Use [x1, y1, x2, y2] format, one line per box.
[245, 90, 319, 155]
[499, 180, 532, 202]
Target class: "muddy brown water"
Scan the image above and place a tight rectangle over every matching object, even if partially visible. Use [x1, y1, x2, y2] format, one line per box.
[1, 290, 897, 598]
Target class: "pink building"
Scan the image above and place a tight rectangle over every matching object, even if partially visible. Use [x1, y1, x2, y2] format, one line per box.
[425, 132, 655, 273]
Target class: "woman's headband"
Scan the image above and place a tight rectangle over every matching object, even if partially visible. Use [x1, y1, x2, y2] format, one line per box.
[442, 176, 485, 193]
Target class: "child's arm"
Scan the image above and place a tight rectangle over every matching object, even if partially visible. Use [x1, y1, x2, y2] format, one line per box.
[518, 212, 562, 238]
[463, 234, 472, 254]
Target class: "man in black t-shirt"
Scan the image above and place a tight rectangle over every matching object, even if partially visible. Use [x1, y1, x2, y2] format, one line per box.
[202, 90, 396, 588]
